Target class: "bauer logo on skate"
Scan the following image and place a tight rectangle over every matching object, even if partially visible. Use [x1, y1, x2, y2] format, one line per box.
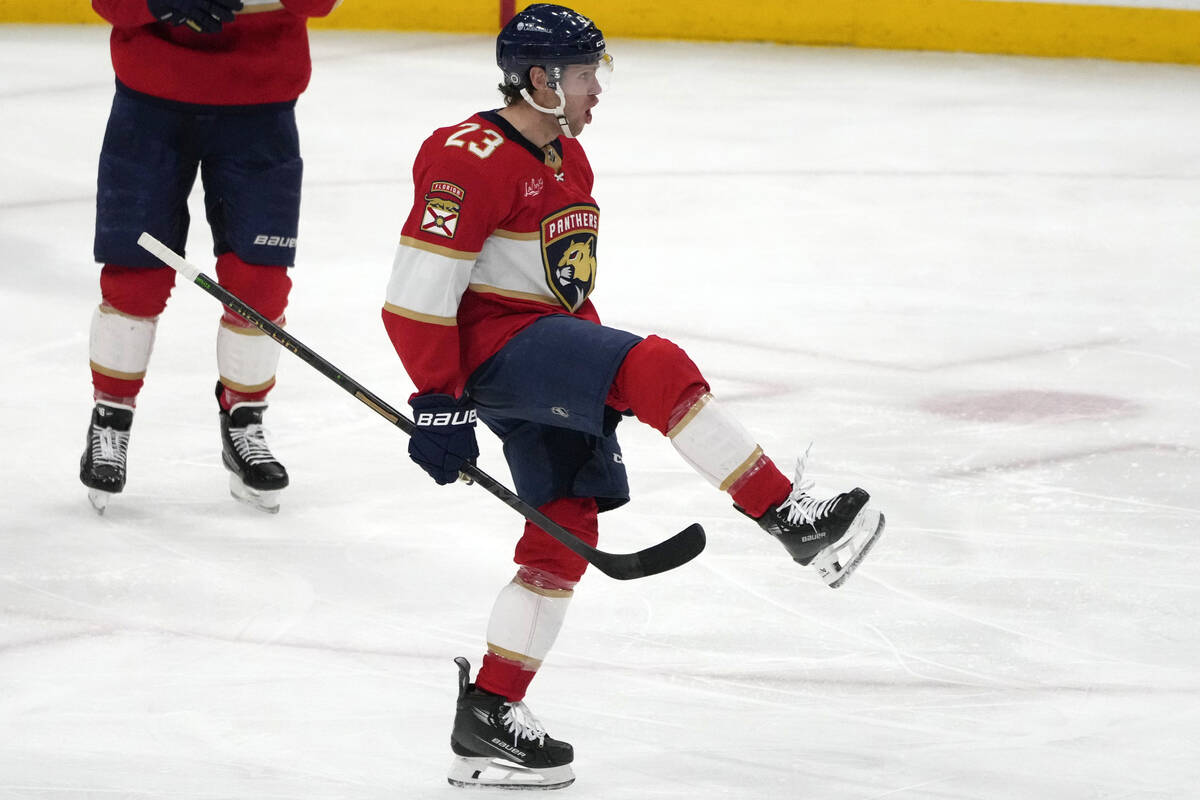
[488, 736, 527, 759]
[541, 204, 599, 312]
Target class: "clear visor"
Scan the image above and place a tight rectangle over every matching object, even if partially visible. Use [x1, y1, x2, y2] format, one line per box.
[552, 54, 614, 96]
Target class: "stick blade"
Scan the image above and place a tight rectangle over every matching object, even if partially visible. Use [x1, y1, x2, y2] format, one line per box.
[594, 523, 706, 580]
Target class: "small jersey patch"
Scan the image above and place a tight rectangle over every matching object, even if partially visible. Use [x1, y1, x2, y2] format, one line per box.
[541, 204, 599, 312]
[523, 177, 544, 197]
[421, 180, 466, 239]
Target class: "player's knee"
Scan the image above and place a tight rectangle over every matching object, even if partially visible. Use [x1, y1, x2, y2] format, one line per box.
[215, 253, 292, 323]
[513, 496, 599, 584]
[99, 264, 176, 318]
[611, 335, 709, 434]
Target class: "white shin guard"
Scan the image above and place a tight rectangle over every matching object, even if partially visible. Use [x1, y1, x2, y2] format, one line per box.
[216, 318, 282, 394]
[485, 571, 574, 669]
[668, 392, 763, 491]
[89, 304, 157, 383]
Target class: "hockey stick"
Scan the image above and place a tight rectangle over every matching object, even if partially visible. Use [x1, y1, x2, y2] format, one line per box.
[137, 233, 706, 580]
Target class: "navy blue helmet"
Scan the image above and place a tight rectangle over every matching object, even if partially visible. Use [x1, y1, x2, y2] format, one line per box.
[497, 4, 606, 89]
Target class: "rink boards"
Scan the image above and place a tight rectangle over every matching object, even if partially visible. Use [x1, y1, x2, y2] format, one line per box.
[0, 0, 1198, 64]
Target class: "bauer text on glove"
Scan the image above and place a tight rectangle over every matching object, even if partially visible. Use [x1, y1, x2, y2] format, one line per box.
[408, 394, 479, 485]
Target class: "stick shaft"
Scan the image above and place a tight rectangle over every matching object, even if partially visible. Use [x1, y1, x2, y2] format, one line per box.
[136, 233, 704, 579]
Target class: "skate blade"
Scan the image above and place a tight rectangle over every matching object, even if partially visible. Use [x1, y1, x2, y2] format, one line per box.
[447, 756, 575, 790]
[87, 488, 112, 515]
[228, 474, 281, 514]
[814, 508, 886, 589]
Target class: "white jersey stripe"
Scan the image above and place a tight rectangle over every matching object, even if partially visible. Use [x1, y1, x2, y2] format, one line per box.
[386, 241, 474, 318]
[474, 235, 557, 301]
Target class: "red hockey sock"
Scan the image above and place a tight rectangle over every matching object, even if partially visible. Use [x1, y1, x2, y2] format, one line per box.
[512, 496, 599, 583]
[213, 253, 291, 411]
[91, 265, 177, 404]
[216, 375, 273, 411]
[475, 651, 538, 702]
[607, 335, 708, 434]
[609, 336, 792, 516]
[728, 455, 794, 518]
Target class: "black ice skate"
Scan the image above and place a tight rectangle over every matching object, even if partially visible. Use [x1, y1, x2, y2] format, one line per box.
[739, 454, 886, 588]
[447, 657, 575, 790]
[80, 401, 134, 514]
[219, 392, 288, 514]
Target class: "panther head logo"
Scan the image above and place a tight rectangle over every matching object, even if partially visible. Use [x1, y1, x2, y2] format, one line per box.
[555, 236, 595, 285]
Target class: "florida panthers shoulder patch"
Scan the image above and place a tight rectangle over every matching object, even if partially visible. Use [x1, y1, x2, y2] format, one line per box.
[421, 180, 465, 239]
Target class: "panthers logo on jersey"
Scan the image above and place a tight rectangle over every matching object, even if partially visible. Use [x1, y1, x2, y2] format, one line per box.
[541, 204, 599, 312]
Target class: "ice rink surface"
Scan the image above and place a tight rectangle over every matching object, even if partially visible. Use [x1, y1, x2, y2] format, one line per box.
[2, 23, 1199, 799]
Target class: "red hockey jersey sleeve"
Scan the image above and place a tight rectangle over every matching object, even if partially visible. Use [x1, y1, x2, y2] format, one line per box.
[382, 120, 512, 397]
[94, 0, 338, 105]
[92, 0, 339, 27]
[92, 0, 154, 28]
[280, 0, 341, 17]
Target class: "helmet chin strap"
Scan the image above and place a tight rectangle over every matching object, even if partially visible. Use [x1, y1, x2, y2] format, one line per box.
[520, 86, 575, 139]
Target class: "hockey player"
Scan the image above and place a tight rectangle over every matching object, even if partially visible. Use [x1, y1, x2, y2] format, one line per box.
[381, 4, 887, 789]
[80, 0, 341, 514]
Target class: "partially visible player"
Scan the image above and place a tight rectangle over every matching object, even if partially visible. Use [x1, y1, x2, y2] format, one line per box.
[80, 0, 341, 514]
[381, 4, 887, 789]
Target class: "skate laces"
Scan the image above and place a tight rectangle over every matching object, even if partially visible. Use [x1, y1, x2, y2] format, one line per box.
[501, 700, 548, 747]
[91, 425, 129, 468]
[777, 446, 839, 525]
[229, 423, 277, 466]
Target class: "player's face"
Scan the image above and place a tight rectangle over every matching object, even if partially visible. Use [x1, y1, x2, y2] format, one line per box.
[557, 55, 612, 135]
[558, 55, 612, 97]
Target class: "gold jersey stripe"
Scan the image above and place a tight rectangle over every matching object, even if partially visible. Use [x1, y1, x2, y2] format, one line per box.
[719, 445, 764, 492]
[399, 235, 478, 260]
[383, 302, 457, 327]
[513, 576, 575, 598]
[667, 393, 712, 439]
[89, 361, 146, 381]
[467, 283, 560, 306]
[99, 303, 156, 322]
[492, 229, 540, 241]
[219, 375, 276, 394]
[486, 642, 543, 670]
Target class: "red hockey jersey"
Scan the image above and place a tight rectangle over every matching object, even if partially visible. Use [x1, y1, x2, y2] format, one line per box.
[93, 0, 340, 106]
[383, 110, 603, 398]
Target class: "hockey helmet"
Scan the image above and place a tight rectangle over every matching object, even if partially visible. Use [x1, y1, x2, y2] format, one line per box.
[497, 4, 607, 91]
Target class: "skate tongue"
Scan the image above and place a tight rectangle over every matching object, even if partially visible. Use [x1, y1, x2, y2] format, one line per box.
[95, 402, 134, 431]
[228, 401, 268, 427]
[454, 657, 472, 700]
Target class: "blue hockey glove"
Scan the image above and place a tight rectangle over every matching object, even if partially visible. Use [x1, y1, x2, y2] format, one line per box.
[408, 394, 479, 486]
[147, 0, 243, 33]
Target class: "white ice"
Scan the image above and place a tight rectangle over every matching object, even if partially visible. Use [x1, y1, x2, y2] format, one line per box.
[2, 24, 1199, 799]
